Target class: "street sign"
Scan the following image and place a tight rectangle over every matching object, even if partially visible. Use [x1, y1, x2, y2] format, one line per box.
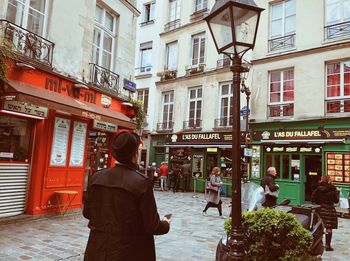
[244, 148, 253, 157]
[240, 106, 250, 116]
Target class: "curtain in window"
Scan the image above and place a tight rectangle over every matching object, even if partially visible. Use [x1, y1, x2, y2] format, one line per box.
[270, 0, 295, 39]
[326, 0, 350, 25]
[166, 42, 178, 70]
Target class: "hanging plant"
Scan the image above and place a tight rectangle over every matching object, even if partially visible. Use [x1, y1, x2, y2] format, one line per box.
[0, 38, 15, 86]
[129, 98, 146, 133]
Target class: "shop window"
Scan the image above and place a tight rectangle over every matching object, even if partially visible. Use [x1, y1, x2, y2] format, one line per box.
[291, 155, 300, 181]
[0, 115, 32, 162]
[274, 154, 281, 178]
[282, 154, 289, 179]
[266, 154, 273, 173]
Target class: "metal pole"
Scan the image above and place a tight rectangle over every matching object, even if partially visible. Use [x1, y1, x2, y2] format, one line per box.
[227, 54, 245, 260]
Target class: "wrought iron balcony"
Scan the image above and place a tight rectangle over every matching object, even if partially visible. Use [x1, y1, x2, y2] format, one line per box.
[156, 121, 174, 132]
[268, 34, 296, 52]
[217, 58, 231, 69]
[326, 98, 350, 114]
[164, 19, 181, 32]
[183, 119, 202, 130]
[268, 103, 294, 118]
[325, 21, 350, 39]
[89, 63, 120, 94]
[214, 117, 232, 128]
[0, 19, 54, 66]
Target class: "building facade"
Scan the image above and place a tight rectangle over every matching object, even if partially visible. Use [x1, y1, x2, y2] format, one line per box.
[0, 0, 139, 217]
[249, 0, 350, 205]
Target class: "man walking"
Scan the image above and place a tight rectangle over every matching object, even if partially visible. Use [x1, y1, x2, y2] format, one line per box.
[260, 166, 279, 207]
[181, 162, 191, 192]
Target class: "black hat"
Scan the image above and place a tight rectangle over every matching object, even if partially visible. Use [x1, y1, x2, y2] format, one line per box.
[112, 131, 140, 163]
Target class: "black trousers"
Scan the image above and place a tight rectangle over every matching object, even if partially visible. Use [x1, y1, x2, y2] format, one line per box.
[182, 175, 190, 192]
[203, 200, 222, 216]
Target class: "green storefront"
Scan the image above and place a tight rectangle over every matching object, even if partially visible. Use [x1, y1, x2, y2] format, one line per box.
[250, 118, 350, 206]
[149, 132, 247, 195]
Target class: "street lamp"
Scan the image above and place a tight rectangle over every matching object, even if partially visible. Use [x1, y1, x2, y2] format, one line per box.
[204, 1, 263, 260]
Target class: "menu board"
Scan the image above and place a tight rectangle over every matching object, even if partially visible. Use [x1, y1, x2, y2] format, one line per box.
[50, 118, 70, 166]
[70, 122, 87, 167]
[326, 153, 350, 182]
[251, 145, 261, 178]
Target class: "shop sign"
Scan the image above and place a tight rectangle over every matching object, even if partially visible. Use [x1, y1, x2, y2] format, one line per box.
[254, 128, 349, 140]
[167, 132, 246, 144]
[244, 148, 253, 157]
[265, 146, 322, 153]
[82, 111, 102, 120]
[207, 148, 218, 152]
[45, 77, 96, 104]
[93, 120, 117, 132]
[101, 94, 112, 107]
[3, 101, 48, 118]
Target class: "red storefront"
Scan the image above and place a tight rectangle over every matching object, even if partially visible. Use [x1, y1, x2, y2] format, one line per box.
[0, 63, 135, 217]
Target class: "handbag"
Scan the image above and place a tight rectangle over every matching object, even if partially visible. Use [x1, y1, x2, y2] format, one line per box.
[206, 180, 219, 192]
[264, 185, 279, 197]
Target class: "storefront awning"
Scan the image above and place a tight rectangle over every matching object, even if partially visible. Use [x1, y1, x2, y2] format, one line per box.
[3, 80, 135, 129]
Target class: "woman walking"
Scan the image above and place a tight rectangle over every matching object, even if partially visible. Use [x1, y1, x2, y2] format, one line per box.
[311, 175, 340, 251]
[202, 167, 224, 217]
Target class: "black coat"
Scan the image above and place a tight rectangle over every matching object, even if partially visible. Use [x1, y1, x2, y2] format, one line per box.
[260, 175, 279, 207]
[83, 163, 170, 261]
[311, 181, 339, 229]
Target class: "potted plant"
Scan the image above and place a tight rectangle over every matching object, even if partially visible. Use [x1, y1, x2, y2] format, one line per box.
[0, 38, 15, 87]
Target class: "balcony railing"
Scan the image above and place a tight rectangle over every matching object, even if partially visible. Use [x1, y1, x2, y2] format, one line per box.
[325, 21, 350, 39]
[135, 66, 152, 75]
[0, 19, 54, 66]
[190, 8, 208, 22]
[89, 63, 120, 94]
[326, 98, 350, 114]
[268, 34, 296, 52]
[164, 19, 181, 31]
[157, 121, 174, 132]
[183, 119, 202, 130]
[214, 117, 232, 128]
[217, 58, 231, 69]
[140, 20, 155, 26]
[268, 103, 294, 118]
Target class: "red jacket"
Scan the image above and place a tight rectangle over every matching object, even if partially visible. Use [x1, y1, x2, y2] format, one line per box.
[159, 165, 168, 177]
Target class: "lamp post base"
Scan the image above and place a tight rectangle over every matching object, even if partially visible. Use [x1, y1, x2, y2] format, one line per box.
[227, 228, 245, 261]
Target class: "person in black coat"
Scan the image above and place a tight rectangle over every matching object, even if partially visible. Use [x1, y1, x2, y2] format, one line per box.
[311, 175, 339, 251]
[83, 132, 171, 261]
[260, 166, 280, 207]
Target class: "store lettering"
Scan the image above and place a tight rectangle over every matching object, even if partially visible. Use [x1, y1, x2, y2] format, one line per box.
[182, 133, 221, 140]
[45, 77, 96, 104]
[273, 130, 321, 138]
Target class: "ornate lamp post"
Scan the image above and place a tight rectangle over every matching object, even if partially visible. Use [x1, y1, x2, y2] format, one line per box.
[204, 1, 263, 260]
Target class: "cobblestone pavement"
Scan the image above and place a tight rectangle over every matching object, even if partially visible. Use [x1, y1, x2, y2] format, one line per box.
[0, 191, 349, 260]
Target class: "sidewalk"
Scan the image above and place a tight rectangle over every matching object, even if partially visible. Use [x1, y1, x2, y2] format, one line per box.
[0, 191, 349, 260]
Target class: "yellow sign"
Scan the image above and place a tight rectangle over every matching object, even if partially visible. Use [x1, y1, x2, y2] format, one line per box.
[207, 148, 218, 152]
[309, 172, 317, 176]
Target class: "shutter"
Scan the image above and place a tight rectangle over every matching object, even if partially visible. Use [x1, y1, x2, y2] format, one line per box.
[0, 164, 29, 218]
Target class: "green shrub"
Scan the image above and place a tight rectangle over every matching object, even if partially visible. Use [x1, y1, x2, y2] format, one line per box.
[224, 208, 313, 261]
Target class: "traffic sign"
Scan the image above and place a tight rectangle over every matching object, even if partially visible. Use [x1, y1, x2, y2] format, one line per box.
[240, 106, 250, 116]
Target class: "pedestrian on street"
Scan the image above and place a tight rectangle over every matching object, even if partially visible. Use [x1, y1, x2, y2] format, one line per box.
[311, 175, 340, 251]
[147, 162, 157, 186]
[138, 161, 146, 175]
[83, 132, 171, 261]
[260, 166, 280, 207]
[172, 163, 181, 193]
[159, 162, 169, 191]
[181, 162, 191, 192]
[202, 167, 224, 217]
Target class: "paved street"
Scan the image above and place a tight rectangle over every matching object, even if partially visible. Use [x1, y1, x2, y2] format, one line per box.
[0, 191, 349, 260]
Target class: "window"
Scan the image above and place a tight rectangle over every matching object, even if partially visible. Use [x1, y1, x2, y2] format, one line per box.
[219, 82, 233, 127]
[140, 42, 152, 72]
[326, 61, 350, 113]
[268, 69, 294, 117]
[188, 87, 202, 127]
[165, 41, 178, 70]
[191, 32, 205, 66]
[169, 0, 180, 21]
[269, 0, 296, 51]
[162, 91, 174, 129]
[137, 89, 149, 114]
[6, 0, 47, 36]
[143, 2, 155, 24]
[326, 0, 350, 25]
[325, 0, 350, 38]
[92, 5, 116, 70]
[0, 115, 32, 162]
[195, 0, 208, 12]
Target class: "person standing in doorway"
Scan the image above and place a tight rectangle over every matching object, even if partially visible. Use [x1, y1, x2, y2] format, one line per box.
[159, 162, 169, 191]
[83, 132, 171, 260]
[172, 164, 181, 193]
[311, 175, 339, 251]
[260, 166, 280, 207]
[202, 167, 224, 217]
[181, 162, 191, 192]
